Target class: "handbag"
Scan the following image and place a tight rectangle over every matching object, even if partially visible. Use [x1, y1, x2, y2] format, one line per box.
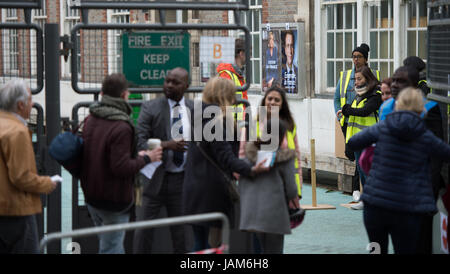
[289, 208, 305, 229]
[195, 142, 240, 203]
[359, 144, 375, 175]
[49, 118, 87, 177]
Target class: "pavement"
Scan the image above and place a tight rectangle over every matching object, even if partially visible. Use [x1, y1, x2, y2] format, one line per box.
[58, 169, 395, 254]
[285, 182, 393, 254]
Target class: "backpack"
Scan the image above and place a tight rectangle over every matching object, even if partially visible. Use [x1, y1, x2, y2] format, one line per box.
[49, 117, 87, 177]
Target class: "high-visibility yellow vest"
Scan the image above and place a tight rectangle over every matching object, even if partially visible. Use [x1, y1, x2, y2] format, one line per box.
[219, 69, 246, 121]
[345, 91, 381, 143]
[286, 126, 302, 197]
[256, 120, 302, 197]
[339, 68, 380, 127]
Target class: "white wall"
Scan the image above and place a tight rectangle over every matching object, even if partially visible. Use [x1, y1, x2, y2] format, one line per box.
[248, 93, 336, 157]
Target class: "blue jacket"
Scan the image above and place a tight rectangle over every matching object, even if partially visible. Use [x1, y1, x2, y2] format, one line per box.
[348, 111, 450, 214]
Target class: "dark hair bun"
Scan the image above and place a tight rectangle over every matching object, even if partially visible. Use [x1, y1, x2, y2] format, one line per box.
[360, 43, 370, 52]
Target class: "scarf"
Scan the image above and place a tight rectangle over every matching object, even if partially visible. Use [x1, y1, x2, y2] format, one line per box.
[89, 95, 133, 124]
[355, 85, 369, 96]
[89, 94, 138, 155]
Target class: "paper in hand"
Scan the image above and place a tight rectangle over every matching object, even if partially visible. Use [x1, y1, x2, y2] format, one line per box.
[140, 161, 162, 179]
[256, 151, 276, 168]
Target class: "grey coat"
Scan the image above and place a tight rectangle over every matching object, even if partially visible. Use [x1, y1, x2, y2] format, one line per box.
[239, 143, 298, 235]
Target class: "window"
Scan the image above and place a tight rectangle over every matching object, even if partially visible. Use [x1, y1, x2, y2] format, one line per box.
[368, 0, 394, 81]
[240, 0, 262, 85]
[325, 2, 357, 89]
[407, 0, 428, 61]
[33, 1, 46, 30]
[317, 1, 429, 94]
[4, 9, 19, 74]
[192, 42, 200, 68]
[109, 9, 130, 73]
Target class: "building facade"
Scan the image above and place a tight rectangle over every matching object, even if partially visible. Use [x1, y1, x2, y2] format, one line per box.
[0, 0, 431, 183]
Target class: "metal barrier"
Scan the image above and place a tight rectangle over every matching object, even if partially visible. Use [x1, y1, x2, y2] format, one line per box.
[40, 212, 230, 254]
[0, 18, 44, 94]
[68, 0, 251, 94]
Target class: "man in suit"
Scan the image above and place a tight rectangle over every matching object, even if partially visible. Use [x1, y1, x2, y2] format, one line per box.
[133, 67, 193, 254]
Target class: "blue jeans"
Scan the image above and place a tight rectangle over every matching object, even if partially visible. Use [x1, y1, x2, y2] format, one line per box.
[192, 225, 210, 252]
[354, 150, 366, 186]
[87, 204, 130, 254]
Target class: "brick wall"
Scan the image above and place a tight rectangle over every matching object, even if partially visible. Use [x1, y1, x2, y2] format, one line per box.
[265, 0, 298, 23]
[262, 0, 314, 95]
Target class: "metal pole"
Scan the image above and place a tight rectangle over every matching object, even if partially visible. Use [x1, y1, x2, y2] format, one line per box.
[44, 23, 62, 254]
[40, 212, 230, 254]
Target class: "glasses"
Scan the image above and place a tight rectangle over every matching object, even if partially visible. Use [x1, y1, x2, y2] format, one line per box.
[352, 55, 365, 60]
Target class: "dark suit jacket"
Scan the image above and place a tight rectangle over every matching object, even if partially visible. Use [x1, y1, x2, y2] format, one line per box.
[136, 96, 194, 196]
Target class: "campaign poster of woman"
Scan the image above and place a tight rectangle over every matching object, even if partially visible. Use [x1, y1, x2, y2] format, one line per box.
[262, 30, 281, 91]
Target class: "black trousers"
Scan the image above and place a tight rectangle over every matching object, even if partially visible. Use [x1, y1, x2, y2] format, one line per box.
[363, 203, 424, 254]
[0, 215, 40, 254]
[133, 172, 187, 254]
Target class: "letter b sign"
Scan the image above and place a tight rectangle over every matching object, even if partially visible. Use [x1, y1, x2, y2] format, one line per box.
[213, 44, 222, 59]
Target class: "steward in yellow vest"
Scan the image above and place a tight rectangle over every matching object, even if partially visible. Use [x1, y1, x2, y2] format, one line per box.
[255, 119, 302, 197]
[217, 38, 248, 123]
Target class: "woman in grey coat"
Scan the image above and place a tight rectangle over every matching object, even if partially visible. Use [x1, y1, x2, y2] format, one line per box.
[239, 120, 299, 254]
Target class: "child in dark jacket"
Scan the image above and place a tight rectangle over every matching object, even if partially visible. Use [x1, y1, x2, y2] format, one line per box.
[348, 87, 450, 254]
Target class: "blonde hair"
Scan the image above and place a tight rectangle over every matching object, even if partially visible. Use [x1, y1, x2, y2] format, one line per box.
[395, 87, 425, 114]
[202, 76, 236, 114]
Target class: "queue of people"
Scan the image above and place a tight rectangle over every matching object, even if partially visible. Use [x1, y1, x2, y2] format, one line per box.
[0, 42, 448, 254]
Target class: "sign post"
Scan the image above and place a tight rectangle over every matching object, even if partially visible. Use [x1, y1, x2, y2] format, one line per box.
[122, 32, 190, 87]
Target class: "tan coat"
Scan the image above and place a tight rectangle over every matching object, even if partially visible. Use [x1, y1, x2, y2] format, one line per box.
[0, 110, 54, 216]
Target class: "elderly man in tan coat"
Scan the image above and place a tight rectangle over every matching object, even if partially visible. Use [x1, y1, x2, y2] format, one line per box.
[0, 80, 61, 254]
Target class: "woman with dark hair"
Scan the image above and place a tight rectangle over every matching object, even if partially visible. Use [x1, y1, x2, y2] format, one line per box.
[380, 78, 393, 102]
[239, 119, 299, 253]
[255, 86, 302, 203]
[338, 66, 382, 210]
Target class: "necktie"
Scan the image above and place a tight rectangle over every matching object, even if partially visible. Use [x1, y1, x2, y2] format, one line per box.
[172, 103, 184, 167]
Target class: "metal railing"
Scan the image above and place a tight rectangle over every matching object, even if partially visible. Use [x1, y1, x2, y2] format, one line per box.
[40, 212, 230, 254]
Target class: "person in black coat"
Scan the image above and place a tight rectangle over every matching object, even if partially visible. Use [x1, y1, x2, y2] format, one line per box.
[348, 88, 450, 254]
[403, 56, 446, 253]
[182, 76, 269, 252]
[338, 66, 382, 209]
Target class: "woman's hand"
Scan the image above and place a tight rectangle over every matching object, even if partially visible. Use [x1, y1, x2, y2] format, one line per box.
[251, 159, 270, 175]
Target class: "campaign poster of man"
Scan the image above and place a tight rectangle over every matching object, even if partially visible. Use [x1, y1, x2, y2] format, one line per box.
[262, 27, 298, 95]
[281, 29, 298, 94]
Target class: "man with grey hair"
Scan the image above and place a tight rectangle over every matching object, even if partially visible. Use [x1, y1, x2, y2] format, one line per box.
[0, 79, 62, 254]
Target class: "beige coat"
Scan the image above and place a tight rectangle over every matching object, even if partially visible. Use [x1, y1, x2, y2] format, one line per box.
[0, 110, 54, 216]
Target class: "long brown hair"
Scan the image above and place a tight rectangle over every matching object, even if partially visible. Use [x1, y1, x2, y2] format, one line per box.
[260, 86, 295, 132]
[355, 66, 380, 93]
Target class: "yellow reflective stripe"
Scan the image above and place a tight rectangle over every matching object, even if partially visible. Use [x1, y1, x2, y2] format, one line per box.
[372, 69, 380, 81]
[345, 98, 379, 142]
[219, 70, 242, 87]
[339, 70, 352, 127]
[340, 70, 352, 108]
[286, 126, 301, 196]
